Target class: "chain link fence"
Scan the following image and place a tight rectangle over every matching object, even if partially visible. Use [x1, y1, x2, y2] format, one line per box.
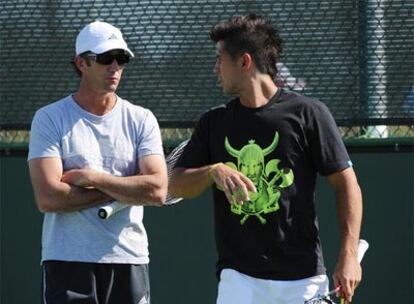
[1, 0, 413, 151]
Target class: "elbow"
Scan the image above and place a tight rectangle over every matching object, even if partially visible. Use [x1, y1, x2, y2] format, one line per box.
[35, 196, 56, 213]
[38, 205, 52, 213]
[153, 189, 167, 206]
[150, 182, 168, 207]
[33, 187, 64, 213]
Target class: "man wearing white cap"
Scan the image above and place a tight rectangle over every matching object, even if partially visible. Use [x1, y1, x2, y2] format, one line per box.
[28, 21, 167, 304]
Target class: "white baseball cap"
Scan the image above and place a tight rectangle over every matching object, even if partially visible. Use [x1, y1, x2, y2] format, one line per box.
[75, 21, 134, 57]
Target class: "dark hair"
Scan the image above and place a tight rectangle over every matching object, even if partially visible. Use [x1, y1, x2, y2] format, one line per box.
[209, 13, 283, 79]
[71, 52, 93, 77]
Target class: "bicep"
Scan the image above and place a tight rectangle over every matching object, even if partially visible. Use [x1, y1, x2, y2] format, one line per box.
[327, 164, 362, 240]
[327, 167, 358, 191]
[28, 157, 64, 194]
[138, 154, 168, 177]
[29, 157, 63, 185]
[28, 157, 68, 210]
[327, 167, 362, 215]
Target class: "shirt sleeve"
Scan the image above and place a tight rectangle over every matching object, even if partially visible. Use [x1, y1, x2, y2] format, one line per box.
[28, 109, 62, 161]
[175, 112, 211, 168]
[137, 110, 164, 158]
[307, 101, 352, 176]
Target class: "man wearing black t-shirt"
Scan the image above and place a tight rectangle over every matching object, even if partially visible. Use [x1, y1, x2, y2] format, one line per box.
[170, 14, 363, 304]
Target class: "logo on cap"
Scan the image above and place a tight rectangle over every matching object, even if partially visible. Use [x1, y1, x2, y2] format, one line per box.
[108, 33, 119, 40]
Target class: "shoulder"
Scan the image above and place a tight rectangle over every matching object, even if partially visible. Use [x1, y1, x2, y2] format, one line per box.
[279, 89, 322, 107]
[279, 89, 332, 115]
[117, 97, 160, 134]
[36, 95, 72, 113]
[199, 98, 237, 122]
[32, 95, 73, 122]
[118, 97, 156, 121]
[119, 97, 151, 115]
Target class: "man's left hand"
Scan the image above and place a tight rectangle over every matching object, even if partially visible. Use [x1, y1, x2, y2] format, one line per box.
[333, 254, 362, 303]
[62, 168, 97, 188]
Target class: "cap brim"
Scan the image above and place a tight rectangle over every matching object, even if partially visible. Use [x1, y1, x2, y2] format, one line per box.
[91, 40, 134, 57]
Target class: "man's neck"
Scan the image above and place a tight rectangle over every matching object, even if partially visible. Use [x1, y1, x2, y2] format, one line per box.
[238, 76, 278, 108]
[73, 88, 117, 116]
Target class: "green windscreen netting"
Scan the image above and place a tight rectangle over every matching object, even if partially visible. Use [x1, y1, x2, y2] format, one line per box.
[1, 0, 413, 149]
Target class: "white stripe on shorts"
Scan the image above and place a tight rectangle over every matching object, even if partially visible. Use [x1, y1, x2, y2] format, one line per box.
[42, 265, 48, 304]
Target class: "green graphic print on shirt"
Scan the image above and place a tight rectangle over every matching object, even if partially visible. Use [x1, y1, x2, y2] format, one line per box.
[218, 132, 294, 225]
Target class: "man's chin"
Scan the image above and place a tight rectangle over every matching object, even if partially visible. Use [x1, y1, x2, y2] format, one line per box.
[105, 86, 118, 93]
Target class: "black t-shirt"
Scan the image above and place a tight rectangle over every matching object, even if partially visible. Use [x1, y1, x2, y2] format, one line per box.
[176, 89, 351, 280]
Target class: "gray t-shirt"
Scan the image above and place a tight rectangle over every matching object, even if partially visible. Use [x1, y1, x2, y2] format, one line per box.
[28, 95, 164, 264]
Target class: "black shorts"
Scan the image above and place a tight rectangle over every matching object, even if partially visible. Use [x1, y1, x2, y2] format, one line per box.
[41, 261, 150, 304]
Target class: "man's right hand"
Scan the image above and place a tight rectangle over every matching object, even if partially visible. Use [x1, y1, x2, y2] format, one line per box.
[209, 163, 256, 205]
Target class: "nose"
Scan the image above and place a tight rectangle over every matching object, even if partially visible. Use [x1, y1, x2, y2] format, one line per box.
[108, 59, 121, 71]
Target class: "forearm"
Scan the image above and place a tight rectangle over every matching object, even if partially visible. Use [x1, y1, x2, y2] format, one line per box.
[90, 172, 167, 206]
[336, 182, 363, 258]
[170, 163, 256, 204]
[330, 168, 363, 301]
[169, 166, 215, 199]
[35, 181, 111, 213]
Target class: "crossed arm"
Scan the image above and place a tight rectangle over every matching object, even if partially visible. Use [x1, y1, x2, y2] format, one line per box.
[29, 154, 168, 213]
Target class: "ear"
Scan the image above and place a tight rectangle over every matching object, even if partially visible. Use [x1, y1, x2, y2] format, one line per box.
[240, 53, 253, 71]
[74, 56, 88, 73]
